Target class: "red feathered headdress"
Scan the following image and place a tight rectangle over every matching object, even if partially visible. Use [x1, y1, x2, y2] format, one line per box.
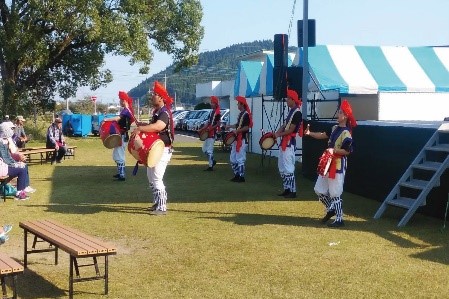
[287, 89, 302, 106]
[153, 81, 173, 108]
[211, 96, 220, 115]
[341, 99, 357, 130]
[118, 91, 133, 110]
[236, 96, 253, 128]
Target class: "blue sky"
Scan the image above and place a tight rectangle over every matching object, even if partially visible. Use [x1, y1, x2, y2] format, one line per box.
[75, 0, 449, 103]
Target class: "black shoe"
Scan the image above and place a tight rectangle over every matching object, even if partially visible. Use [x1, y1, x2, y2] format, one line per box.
[115, 177, 126, 181]
[236, 176, 245, 183]
[321, 210, 336, 224]
[145, 204, 158, 211]
[278, 189, 291, 196]
[230, 175, 239, 182]
[284, 192, 296, 198]
[113, 174, 120, 178]
[327, 220, 344, 228]
[204, 167, 213, 171]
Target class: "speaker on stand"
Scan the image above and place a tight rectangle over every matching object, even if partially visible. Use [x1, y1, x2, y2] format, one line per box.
[274, 34, 288, 67]
[273, 34, 289, 100]
[297, 19, 316, 47]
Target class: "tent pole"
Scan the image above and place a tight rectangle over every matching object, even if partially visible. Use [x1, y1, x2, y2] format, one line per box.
[301, 0, 309, 121]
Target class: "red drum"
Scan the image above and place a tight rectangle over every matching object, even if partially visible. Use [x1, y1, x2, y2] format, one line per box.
[224, 132, 236, 146]
[198, 128, 210, 141]
[317, 149, 333, 176]
[100, 120, 122, 149]
[259, 132, 276, 150]
[128, 130, 165, 167]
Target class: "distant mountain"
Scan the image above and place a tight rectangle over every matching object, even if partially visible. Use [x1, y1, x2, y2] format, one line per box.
[128, 40, 278, 107]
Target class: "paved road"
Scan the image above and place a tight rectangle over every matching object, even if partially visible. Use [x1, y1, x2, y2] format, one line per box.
[174, 131, 199, 143]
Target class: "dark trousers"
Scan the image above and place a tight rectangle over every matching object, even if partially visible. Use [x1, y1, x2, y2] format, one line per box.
[52, 146, 67, 162]
[7, 166, 27, 191]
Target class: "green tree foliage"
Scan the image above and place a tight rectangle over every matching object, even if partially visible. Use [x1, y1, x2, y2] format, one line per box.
[0, 0, 204, 117]
[129, 40, 279, 106]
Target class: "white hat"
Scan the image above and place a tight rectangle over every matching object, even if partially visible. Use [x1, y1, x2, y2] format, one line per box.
[0, 122, 15, 138]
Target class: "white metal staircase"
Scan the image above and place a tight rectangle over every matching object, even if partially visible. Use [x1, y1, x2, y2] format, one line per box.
[374, 123, 449, 227]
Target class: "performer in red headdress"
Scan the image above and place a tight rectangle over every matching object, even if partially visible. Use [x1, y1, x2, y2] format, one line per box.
[226, 96, 252, 182]
[105, 91, 135, 181]
[134, 81, 174, 215]
[275, 89, 303, 198]
[198, 96, 221, 171]
[304, 99, 357, 227]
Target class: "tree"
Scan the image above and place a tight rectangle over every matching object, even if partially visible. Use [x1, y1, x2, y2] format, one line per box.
[0, 0, 204, 117]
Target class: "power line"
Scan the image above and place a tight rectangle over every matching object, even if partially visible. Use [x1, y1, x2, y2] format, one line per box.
[288, 0, 298, 38]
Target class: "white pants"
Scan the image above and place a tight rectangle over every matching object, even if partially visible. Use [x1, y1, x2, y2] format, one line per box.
[147, 147, 172, 190]
[202, 138, 215, 167]
[230, 140, 247, 166]
[314, 173, 345, 198]
[112, 135, 127, 164]
[278, 145, 295, 174]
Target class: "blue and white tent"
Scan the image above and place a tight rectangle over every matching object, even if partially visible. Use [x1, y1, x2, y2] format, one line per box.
[233, 61, 263, 97]
[308, 45, 449, 94]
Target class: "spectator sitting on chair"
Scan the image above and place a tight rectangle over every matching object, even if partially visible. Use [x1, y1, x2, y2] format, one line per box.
[46, 117, 67, 164]
[0, 122, 36, 200]
[3, 115, 13, 126]
[13, 115, 28, 148]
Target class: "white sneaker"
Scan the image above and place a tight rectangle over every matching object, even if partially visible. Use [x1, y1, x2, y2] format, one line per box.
[24, 186, 36, 193]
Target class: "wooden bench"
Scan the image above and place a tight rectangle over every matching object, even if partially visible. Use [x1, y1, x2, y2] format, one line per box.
[19, 146, 77, 164]
[19, 220, 117, 298]
[20, 148, 55, 165]
[0, 252, 24, 299]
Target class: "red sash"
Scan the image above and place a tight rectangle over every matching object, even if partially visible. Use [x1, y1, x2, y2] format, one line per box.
[298, 122, 304, 137]
[328, 153, 343, 179]
[236, 133, 243, 152]
[207, 125, 216, 138]
[280, 132, 297, 151]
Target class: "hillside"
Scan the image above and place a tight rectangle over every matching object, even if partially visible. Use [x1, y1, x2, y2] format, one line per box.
[128, 40, 277, 107]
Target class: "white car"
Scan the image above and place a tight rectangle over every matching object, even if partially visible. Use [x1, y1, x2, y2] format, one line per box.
[186, 109, 211, 131]
[173, 110, 189, 130]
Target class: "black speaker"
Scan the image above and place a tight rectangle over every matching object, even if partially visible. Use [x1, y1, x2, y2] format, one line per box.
[274, 34, 288, 67]
[273, 66, 287, 100]
[287, 66, 303, 95]
[297, 19, 316, 47]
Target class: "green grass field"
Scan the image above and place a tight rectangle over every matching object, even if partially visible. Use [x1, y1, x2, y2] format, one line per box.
[2, 135, 449, 298]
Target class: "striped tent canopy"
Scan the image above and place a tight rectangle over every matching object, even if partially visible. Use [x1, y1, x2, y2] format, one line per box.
[308, 45, 449, 94]
[234, 61, 263, 97]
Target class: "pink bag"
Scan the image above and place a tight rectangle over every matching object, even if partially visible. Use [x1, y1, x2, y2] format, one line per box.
[0, 158, 8, 177]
